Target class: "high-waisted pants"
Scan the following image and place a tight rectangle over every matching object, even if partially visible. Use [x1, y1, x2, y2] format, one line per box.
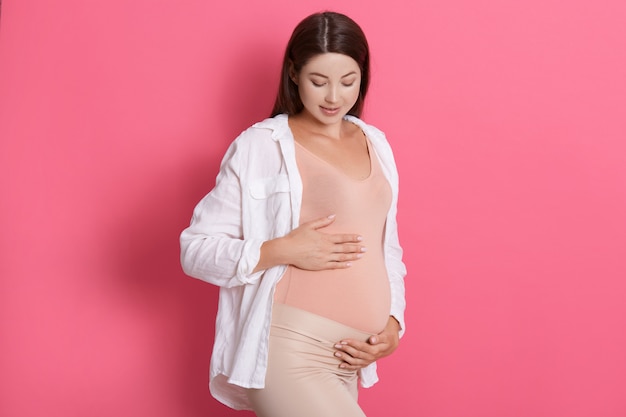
[246, 303, 372, 417]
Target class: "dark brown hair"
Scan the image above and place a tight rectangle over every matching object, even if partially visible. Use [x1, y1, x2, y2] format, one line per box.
[271, 12, 370, 118]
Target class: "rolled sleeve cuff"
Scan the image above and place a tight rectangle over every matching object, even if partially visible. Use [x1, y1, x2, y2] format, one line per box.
[359, 362, 379, 388]
[236, 238, 265, 284]
[390, 308, 406, 338]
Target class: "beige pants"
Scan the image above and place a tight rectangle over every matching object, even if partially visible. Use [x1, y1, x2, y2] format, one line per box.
[247, 303, 372, 417]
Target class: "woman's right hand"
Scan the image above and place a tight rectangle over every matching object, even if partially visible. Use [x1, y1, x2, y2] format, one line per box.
[254, 215, 366, 272]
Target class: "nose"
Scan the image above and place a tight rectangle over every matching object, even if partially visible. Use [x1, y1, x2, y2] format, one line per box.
[325, 86, 338, 103]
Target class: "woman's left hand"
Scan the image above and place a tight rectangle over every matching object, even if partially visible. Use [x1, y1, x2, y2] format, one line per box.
[333, 316, 401, 370]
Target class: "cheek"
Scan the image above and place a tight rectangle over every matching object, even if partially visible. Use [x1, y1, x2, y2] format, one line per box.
[299, 86, 319, 104]
[297, 86, 309, 105]
[347, 87, 361, 103]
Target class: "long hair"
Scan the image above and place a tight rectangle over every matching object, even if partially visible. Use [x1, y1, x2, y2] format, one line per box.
[271, 12, 370, 118]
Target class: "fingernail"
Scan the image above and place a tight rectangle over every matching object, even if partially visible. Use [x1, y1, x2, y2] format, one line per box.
[328, 214, 336, 219]
[357, 236, 363, 241]
[360, 247, 367, 252]
[334, 352, 342, 358]
[334, 344, 342, 349]
[345, 262, 352, 267]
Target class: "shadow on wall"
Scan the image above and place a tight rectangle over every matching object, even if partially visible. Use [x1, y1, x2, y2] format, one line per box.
[107, 41, 278, 416]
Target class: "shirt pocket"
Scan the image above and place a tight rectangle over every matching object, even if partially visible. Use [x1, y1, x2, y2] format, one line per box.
[246, 175, 292, 237]
[248, 175, 290, 199]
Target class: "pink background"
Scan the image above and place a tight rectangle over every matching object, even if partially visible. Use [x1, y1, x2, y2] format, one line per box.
[1, 0, 625, 416]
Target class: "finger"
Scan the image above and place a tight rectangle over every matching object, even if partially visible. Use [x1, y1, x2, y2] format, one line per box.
[335, 341, 378, 359]
[332, 243, 367, 254]
[329, 234, 364, 244]
[335, 339, 370, 351]
[329, 252, 363, 264]
[334, 350, 366, 365]
[337, 360, 364, 371]
[334, 350, 373, 370]
[324, 260, 355, 269]
[369, 333, 391, 345]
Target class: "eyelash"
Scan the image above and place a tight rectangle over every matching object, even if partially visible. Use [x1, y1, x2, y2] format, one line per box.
[311, 81, 356, 87]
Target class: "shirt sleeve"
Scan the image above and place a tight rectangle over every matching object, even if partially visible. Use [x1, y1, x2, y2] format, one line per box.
[180, 137, 265, 288]
[386, 215, 407, 337]
[372, 124, 407, 338]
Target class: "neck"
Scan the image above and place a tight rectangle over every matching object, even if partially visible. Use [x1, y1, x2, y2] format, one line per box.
[290, 112, 345, 140]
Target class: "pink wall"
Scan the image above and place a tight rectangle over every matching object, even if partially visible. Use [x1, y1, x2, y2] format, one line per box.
[1, 0, 625, 416]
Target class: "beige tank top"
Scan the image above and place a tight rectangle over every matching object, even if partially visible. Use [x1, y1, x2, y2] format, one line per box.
[274, 136, 392, 334]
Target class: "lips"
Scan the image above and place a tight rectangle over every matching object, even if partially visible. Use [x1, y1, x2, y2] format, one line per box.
[320, 106, 340, 116]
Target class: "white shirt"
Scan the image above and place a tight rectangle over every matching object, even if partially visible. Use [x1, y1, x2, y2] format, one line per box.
[180, 114, 407, 410]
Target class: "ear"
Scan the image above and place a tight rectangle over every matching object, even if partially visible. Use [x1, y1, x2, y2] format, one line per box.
[288, 60, 298, 85]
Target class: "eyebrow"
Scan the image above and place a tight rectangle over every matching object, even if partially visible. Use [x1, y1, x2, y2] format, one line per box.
[309, 71, 358, 79]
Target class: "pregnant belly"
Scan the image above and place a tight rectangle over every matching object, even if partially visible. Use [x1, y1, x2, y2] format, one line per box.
[274, 261, 391, 334]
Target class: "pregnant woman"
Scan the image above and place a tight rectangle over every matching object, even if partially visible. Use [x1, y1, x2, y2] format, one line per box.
[180, 11, 407, 417]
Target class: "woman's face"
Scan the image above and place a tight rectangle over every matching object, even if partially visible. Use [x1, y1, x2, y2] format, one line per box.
[293, 53, 361, 125]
